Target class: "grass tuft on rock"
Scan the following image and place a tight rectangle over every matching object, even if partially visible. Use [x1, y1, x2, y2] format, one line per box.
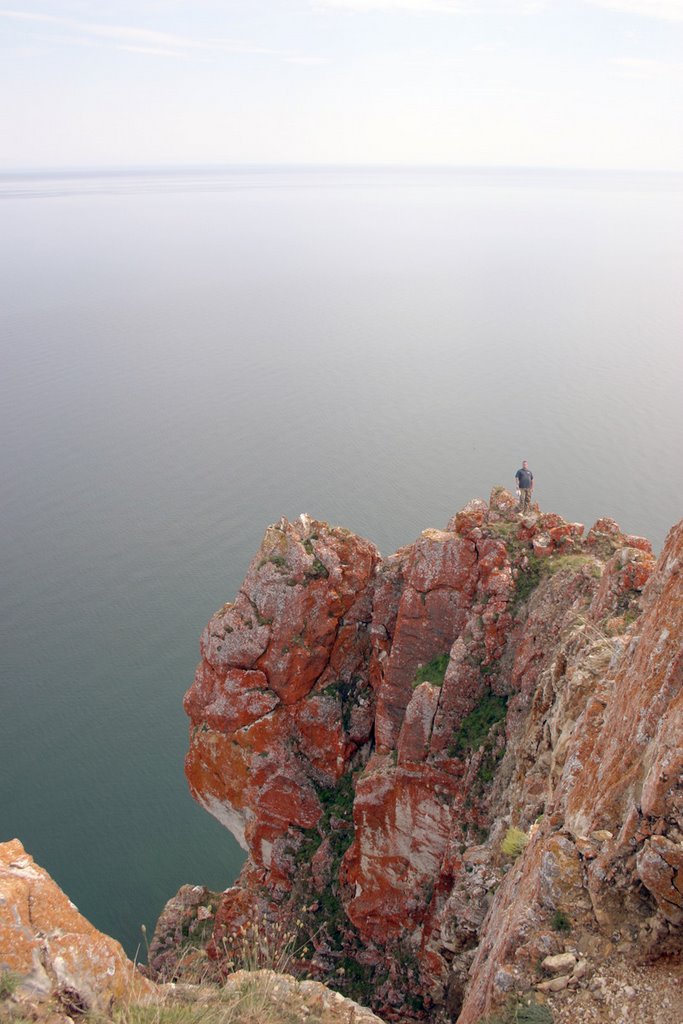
[483, 997, 554, 1024]
[501, 827, 529, 859]
[413, 652, 450, 688]
[450, 690, 508, 755]
[551, 909, 572, 933]
[0, 971, 20, 999]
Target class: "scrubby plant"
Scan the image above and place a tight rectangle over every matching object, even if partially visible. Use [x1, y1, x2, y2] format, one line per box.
[514, 551, 603, 611]
[501, 826, 529, 859]
[450, 690, 508, 755]
[413, 652, 450, 687]
[102, 975, 304, 1024]
[513, 555, 544, 606]
[0, 971, 20, 999]
[483, 997, 553, 1024]
[257, 554, 288, 571]
[334, 955, 376, 1005]
[109, 1006, 226, 1024]
[293, 826, 322, 866]
[546, 554, 600, 577]
[550, 909, 572, 933]
[487, 521, 521, 541]
[321, 673, 367, 732]
[316, 772, 355, 829]
[289, 774, 357, 944]
[477, 735, 506, 785]
[305, 557, 329, 580]
[218, 915, 303, 977]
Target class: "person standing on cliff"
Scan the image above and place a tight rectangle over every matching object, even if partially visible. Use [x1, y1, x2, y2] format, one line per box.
[515, 460, 534, 514]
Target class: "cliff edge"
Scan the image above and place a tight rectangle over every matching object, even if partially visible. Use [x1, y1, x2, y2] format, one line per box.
[163, 491, 681, 1022]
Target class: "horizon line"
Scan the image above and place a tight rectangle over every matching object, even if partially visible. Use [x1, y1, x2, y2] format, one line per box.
[2, 161, 683, 178]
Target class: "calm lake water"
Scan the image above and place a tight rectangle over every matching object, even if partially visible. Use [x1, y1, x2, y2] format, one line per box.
[1, 166, 682, 956]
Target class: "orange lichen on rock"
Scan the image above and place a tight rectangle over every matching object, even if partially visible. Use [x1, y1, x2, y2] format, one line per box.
[0, 839, 155, 1013]
[343, 754, 463, 941]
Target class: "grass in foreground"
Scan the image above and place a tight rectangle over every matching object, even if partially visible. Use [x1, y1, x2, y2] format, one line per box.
[96, 971, 308, 1024]
[482, 997, 553, 1024]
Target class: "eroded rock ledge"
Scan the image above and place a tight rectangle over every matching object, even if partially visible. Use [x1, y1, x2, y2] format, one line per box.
[160, 491, 681, 1023]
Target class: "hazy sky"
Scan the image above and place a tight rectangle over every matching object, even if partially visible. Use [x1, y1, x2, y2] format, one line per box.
[1, 0, 681, 170]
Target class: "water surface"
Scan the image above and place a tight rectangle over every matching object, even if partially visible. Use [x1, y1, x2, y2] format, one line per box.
[1, 166, 681, 955]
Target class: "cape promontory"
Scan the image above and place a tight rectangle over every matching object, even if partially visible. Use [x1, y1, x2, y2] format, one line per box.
[165, 489, 682, 1022]
[2, 490, 681, 1024]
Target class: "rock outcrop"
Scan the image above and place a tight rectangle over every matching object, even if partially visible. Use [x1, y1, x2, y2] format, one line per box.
[175, 495, 681, 1022]
[0, 839, 154, 1015]
[0, 842, 389, 1024]
[185, 514, 379, 887]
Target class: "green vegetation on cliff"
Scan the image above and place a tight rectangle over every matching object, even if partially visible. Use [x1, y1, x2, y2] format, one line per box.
[450, 690, 508, 756]
[412, 652, 450, 687]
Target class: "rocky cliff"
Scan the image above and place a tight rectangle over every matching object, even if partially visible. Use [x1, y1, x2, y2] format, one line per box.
[169, 492, 681, 1022]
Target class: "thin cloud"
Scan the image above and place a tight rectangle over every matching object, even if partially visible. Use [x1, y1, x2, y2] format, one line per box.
[312, 0, 545, 11]
[285, 55, 330, 64]
[313, 0, 475, 10]
[0, 8, 299, 59]
[611, 55, 683, 78]
[119, 45, 185, 59]
[0, 9, 202, 49]
[586, 0, 683, 20]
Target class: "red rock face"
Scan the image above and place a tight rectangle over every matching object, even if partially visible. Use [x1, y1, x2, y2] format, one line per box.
[396, 682, 441, 764]
[184, 515, 380, 881]
[374, 530, 478, 752]
[179, 499, 682, 1024]
[563, 519, 682, 843]
[456, 519, 683, 1024]
[588, 543, 656, 622]
[343, 754, 464, 941]
[429, 638, 485, 756]
[185, 663, 279, 733]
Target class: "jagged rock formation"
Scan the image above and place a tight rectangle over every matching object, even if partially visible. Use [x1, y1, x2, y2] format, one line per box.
[0, 839, 155, 1015]
[176, 492, 682, 1022]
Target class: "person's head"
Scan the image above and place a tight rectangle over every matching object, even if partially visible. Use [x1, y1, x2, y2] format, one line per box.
[522, 460, 528, 468]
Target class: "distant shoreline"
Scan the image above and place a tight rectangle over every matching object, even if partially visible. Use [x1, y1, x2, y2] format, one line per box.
[2, 163, 682, 201]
